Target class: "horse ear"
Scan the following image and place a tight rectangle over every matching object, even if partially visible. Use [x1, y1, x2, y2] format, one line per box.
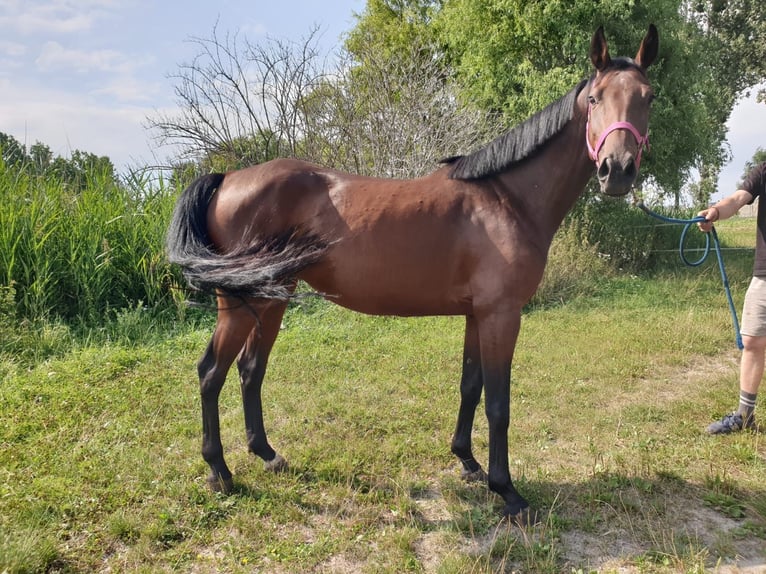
[635, 24, 659, 69]
[590, 26, 611, 72]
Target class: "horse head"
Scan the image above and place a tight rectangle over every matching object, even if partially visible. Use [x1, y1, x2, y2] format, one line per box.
[585, 24, 658, 196]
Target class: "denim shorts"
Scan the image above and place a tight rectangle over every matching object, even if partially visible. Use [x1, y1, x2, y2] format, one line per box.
[740, 276, 766, 337]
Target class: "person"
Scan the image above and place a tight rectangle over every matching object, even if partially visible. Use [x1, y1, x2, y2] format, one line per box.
[698, 161, 766, 434]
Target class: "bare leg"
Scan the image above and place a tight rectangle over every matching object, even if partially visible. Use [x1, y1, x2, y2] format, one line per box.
[451, 315, 487, 481]
[237, 300, 290, 472]
[739, 334, 766, 396]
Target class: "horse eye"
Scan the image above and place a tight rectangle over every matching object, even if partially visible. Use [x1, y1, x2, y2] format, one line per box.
[588, 95, 598, 105]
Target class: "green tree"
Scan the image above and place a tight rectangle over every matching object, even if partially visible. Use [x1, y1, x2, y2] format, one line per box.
[345, 0, 443, 61]
[0, 133, 26, 167]
[437, 0, 736, 204]
[348, 0, 765, 205]
[49, 150, 116, 192]
[697, 0, 766, 100]
[0, 132, 116, 191]
[741, 147, 766, 182]
[28, 142, 53, 175]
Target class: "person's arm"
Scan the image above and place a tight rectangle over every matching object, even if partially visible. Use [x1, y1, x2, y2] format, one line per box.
[697, 189, 754, 232]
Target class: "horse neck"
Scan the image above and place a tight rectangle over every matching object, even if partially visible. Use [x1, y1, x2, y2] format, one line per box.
[497, 112, 593, 245]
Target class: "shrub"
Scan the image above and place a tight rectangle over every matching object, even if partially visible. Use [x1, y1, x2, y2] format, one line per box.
[531, 223, 615, 307]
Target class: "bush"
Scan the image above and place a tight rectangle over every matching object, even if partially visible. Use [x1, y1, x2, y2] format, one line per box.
[566, 193, 706, 273]
[531, 223, 615, 307]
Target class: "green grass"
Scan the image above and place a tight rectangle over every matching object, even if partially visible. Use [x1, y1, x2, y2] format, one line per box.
[2, 234, 765, 572]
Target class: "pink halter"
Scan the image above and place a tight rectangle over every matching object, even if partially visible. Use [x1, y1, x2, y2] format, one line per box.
[586, 103, 649, 168]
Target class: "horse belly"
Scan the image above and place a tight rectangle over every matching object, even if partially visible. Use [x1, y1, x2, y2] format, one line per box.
[299, 248, 473, 317]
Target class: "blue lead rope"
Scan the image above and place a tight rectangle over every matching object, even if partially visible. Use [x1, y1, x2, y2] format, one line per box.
[635, 202, 744, 350]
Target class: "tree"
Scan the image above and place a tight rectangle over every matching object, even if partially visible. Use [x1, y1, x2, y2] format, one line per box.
[348, 0, 766, 205]
[436, 0, 742, 205]
[694, 0, 766, 100]
[741, 148, 766, 181]
[28, 142, 53, 175]
[344, 0, 444, 60]
[0, 132, 115, 191]
[302, 36, 501, 178]
[41, 151, 115, 192]
[0, 133, 26, 167]
[148, 25, 327, 169]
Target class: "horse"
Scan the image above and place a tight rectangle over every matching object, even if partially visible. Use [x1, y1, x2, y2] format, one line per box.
[167, 24, 658, 523]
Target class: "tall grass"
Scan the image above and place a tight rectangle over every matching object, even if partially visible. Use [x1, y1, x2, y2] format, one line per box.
[0, 161, 182, 325]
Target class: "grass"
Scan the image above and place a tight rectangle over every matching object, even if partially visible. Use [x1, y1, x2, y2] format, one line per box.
[0, 163, 181, 324]
[1, 217, 765, 573]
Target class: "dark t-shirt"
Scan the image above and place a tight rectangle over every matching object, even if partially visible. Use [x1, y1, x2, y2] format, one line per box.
[743, 162, 766, 276]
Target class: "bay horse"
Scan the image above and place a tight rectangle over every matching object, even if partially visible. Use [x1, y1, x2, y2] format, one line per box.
[167, 25, 658, 523]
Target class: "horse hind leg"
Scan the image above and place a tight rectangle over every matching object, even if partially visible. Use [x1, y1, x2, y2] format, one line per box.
[451, 315, 488, 482]
[237, 299, 290, 473]
[198, 300, 258, 494]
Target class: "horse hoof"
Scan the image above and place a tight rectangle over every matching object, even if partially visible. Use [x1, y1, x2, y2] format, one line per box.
[461, 467, 488, 483]
[503, 505, 540, 528]
[264, 453, 288, 473]
[207, 474, 234, 495]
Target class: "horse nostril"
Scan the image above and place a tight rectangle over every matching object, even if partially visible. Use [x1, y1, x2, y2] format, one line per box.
[624, 158, 637, 179]
[597, 158, 611, 180]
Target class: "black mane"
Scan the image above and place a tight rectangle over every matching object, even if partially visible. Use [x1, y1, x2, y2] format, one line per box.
[445, 78, 589, 180]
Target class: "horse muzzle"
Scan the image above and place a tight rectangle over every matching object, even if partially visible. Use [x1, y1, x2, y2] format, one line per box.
[597, 155, 638, 196]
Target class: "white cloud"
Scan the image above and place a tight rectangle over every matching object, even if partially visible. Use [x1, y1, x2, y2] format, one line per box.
[0, 0, 116, 36]
[94, 76, 163, 103]
[0, 81, 166, 171]
[35, 41, 125, 72]
[0, 39, 27, 57]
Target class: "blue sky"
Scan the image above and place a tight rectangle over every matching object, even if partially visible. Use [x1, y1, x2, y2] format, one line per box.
[0, 0, 363, 170]
[0, 0, 763, 198]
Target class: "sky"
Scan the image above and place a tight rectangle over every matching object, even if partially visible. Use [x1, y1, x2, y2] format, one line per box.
[0, 0, 764, 199]
[0, 0, 364, 171]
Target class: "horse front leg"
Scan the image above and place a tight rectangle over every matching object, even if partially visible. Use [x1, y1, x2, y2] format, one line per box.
[237, 301, 289, 473]
[451, 314, 487, 481]
[477, 309, 530, 523]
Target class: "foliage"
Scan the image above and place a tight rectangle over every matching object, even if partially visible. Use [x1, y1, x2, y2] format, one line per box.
[741, 147, 766, 183]
[530, 223, 615, 308]
[348, 0, 765, 205]
[0, 132, 116, 192]
[302, 36, 501, 177]
[440, 0, 731, 204]
[344, 0, 444, 60]
[566, 194, 706, 273]
[696, 0, 766, 101]
[0, 157, 182, 325]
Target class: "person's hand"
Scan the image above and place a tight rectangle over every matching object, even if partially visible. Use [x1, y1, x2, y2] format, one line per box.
[697, 206, 718, 232]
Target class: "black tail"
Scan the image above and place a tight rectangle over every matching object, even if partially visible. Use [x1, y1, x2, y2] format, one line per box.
[166, 173, 327, 301]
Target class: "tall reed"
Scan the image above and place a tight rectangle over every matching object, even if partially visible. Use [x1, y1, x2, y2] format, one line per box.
[0, 160, 182, 324]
